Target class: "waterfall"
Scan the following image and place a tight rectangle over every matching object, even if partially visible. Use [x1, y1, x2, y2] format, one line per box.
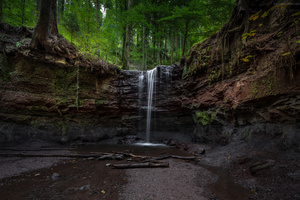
[146, 68, 157, 142]
[138, 66, 172, 143]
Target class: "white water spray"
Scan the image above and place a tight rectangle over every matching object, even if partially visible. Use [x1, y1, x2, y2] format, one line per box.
[146, 68, 157, 142]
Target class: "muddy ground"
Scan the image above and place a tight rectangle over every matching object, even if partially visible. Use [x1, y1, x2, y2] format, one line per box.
[0, 137, 299, 200]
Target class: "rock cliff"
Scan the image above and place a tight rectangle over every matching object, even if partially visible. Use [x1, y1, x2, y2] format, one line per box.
[0, 0, 299, 149]
[179, 0, 300, 149]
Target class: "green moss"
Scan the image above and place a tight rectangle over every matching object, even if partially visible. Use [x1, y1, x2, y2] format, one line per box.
[262, 75, 277, 95]
[252, 82, 259, 99]
[193, 110, 217, 126]
[95, 99, 105, 107]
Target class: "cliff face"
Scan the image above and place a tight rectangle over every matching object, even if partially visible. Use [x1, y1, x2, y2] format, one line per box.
[0, 0, 300, 148]
[0, 25, 191, 143]
[179, 0, 300, 148]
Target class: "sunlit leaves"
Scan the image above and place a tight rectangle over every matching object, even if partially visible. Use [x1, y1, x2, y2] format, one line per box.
[241, 55, 252, 62]
[241, 30, 256, 40]
[249, 10, 262, 21]
[281, 52, 291, 56]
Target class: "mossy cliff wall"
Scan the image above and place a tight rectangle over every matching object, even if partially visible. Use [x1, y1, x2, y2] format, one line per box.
[178, 0, 300, 149]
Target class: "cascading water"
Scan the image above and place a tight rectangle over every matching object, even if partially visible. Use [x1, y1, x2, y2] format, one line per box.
[146, 68, 157, 142]
[138, 65, 172, 143]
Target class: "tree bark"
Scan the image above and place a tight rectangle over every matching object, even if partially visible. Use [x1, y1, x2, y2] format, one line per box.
[30, 0, 58, 50]
[36, 0, 41, 20]
[182, 20, 189, 56]
[122, 0, 131, 70]
[171, 31, 174, 64]
[0, 0, 3, 22]
[49, 0, 58, 36]
[96, 0, 101, 57]
[22, 0, 26, 25]
[58, 0, 61, 24]
[142, 23, 146, 70]
[61, 0, 64, 16]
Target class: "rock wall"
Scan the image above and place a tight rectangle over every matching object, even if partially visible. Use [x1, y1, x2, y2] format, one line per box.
[0, 44, 193, 143]
[179, 0, 300, 150]
[1, 0, 300, 149]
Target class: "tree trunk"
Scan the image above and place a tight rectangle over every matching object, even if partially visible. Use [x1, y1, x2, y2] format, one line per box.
[61, 0, 64, 16]
[122, 0, 131, 70]
[30, 0, 57, 50]
[96, 0, 101, 57]
[142, 23, 145, 70]
[58, 0, 61, 24]
[22, 0, 26, 25]
[49, 0, 58, 36]
[36, 0, 41, 19]
[171, 31, 174, 64]
[182, 20, 189, 56]
[0, 0, 3, 22]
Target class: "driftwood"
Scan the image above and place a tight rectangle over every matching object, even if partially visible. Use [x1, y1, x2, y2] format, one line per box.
[112, 162, 169, 169]
[0, 148, 75, 151]
[152, 155, 172, 160]
[0, 153, 105, 158]
[171, 155, 196, 160]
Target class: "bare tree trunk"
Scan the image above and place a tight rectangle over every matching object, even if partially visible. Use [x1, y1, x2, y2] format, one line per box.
[182, 20, 189, 56]
[22, 0, 26, 25]
[171, 31, 174, 64]
[49, 0, 58, 36]
[122, 0, 131, 70]
[96, 0, 101, 57]
[31, 0, 57, 50]
[36, 0, 41, 19]
[142, 23, 145, 70]
[58, 0, 61, 24]
[61, 0, 64, 16]
[0, 0, 3, 22]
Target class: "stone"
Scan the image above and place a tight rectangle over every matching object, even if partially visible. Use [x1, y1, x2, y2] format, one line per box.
[195, 148, 206, 155]
[79, 185, 90, 191]
[51, 173, 60, 180]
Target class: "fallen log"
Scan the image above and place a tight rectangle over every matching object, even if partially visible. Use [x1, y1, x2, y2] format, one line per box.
[0, 153, 106, 158]
[0, 148, 75, 151]
[112, 162, 169, 169]
[153, 155, 172, 160]
[171, 155, 196, 160]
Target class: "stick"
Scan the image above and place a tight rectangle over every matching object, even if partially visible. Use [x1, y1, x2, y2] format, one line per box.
[112, 162, 169, 169]
[171, 155, 196, 160]
[0, 153, 105, 158]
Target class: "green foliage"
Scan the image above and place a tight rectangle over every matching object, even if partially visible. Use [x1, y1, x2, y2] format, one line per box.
[209, 70, 220, 84]
[241, 30, 256, 40]
[241, 55, 253, 62]
[193, 110, 217, 126]
[62, 12, 80, 43]
[2, 0, 234, 69]
[16, 42, 21, 48]
[262, 75, 277, 95]
[252, 82, 258, 98]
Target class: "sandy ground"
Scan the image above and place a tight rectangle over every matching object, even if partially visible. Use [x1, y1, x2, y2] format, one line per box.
[120, 159, 210, 200]
[0, 137, 299, 200]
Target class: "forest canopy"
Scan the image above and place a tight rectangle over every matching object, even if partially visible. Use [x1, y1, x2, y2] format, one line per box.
[1, 0, 235, 70]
